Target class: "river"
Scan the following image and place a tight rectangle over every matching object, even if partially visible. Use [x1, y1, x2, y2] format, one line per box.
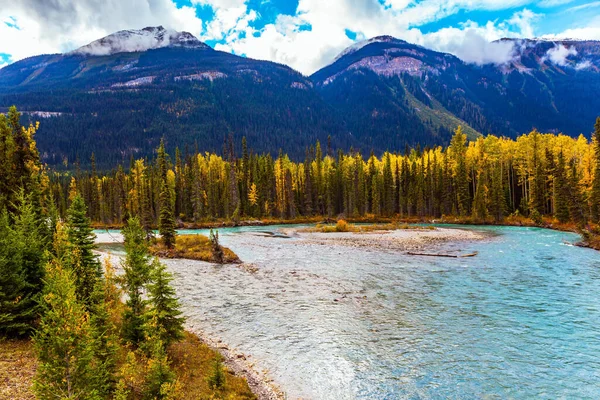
[97, 225, 600, 399]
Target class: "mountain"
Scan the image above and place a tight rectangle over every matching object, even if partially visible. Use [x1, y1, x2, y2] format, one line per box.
[311, 36, 600, 144]
[1, 28, 600, 167]
[0, 27, 347, 167]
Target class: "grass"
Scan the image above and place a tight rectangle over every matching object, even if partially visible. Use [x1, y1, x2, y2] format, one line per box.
[169, 332, 256, 400]
[0, 339, 36, 400]
[0, 333, 256, 400]
[307, 219, 436, 233]
[150, 234, 241, 264]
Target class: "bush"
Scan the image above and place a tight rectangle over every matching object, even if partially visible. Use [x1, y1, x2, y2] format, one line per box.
[335, 219, 350, 232]
[207, 357, 226, 391]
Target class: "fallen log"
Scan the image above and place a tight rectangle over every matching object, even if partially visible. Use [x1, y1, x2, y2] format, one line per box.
[406, 251, 478, 258]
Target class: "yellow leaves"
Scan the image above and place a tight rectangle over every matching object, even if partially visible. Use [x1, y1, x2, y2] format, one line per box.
[68, 177, 78, 203]
[248, 183, 258, 206]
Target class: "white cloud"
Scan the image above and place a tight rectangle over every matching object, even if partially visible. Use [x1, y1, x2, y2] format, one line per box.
[421, 24, 517, 65]
[566, 1, 600, 12]
[544, 43, 577, 65]
[575, 60, 592, 70]
[542, 16, 600, 40]
[1, 0, 593, 76]
[538, 0, 576, 7]
[222, 4, 539, 74]
[0, 0, 202, 63]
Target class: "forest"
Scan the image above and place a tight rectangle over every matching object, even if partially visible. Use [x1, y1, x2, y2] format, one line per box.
[0, 106, 254, 399]
[37, 109, 600, 243]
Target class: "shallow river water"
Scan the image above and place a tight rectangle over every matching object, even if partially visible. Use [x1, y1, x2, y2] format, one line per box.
[99, 225, 600, 399]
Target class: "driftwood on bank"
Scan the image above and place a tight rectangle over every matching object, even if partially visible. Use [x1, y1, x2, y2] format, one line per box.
[406, 251, 479, 258]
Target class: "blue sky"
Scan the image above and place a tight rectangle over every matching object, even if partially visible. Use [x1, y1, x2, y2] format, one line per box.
[2, 0, 600, 74]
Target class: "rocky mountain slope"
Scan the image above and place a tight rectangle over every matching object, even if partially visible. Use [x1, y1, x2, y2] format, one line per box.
[1, 28, 599, 166]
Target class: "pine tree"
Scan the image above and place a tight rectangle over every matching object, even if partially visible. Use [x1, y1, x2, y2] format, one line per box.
[157, 140, 177, 248]
[122, 217, 153, 346]
[33, 259, 99, 400]
[450, 126, 470, 216]
[591, 117, 600, 222]
[147, 258, 185, 347]
[142, 321, 178, 400]
[529, 130, 546, 217]
[554, 150, 570, 224]
[0, 191, 47, 336]
[207, 356, 226, 391]
[567, 158, 586, 227]
[67, 193, 102, 309]
[88, 276, 119, 398]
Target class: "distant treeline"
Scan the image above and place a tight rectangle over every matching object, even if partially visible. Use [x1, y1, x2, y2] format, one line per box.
[46, 118, 600, 232]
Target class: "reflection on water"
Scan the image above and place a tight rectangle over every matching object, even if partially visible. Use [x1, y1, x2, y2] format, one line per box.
[97, 225, 600, 399]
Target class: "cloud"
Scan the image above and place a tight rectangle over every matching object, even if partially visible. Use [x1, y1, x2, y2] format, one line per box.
[222, 5, 539, 74]
[575, 60, 592, 70]
[544, 43, 577, 66]
[0, 0, 202, 62]
[566, 1, 600, 12]
[421, 25, 517, 65]
[538, 0, 576, 7]
[0, 0, 593, 75]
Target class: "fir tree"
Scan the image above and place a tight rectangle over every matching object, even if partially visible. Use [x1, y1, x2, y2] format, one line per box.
[554, 150, 570, 224]
[67, 193, 102, 309]
[122, 217, 153, 346]
[89, 278, 119, 398]
[157, 140, 177, 248]
[207, 356, 226, 391]
[33, 259, 99, 400]
[591, 117, 600, 222]
[142, 322, 178, 400]
[147, 258, 185, 347]
[0, 192, 47, 336]
[450, 126, 470, 216]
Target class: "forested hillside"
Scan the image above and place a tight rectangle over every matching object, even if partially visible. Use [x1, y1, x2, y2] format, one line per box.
[1, 28, 600, 167]
[45, 105, 600, 248]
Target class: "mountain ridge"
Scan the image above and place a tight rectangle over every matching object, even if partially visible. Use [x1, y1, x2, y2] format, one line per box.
[1, 27, 600, 166]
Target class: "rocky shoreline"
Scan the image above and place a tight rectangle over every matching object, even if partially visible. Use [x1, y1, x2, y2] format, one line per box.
[95, 248, 285, 400]
[185, 324, 285, 400]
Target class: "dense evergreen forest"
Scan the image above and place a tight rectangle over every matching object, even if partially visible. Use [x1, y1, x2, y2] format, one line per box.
[44, 110, 600, 239]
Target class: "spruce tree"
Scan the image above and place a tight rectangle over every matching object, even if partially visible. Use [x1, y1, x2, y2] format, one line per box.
[89, 278, 119, 398]
[591, 117, 600, 222]
[67, 193, 102, 309]
[567, 158, 586, 227]
[147, 258, 185, 347]
[450, 126, 470, 216]
[33, 259, 99, 400]
[0, 192, 47, 336]
[142, 320, 178, 400]
[157, 140, 177, 248]
[0, 211, 37, 336]
[554, 150, 570, 223]
[122, 217, 153, 346]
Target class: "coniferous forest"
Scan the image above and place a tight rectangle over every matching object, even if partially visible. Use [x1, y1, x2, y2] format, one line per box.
[0, 106, 254, 399]
[36, 106, 600, 241]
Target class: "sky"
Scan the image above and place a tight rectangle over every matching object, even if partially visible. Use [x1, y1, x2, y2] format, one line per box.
[1, 0, 600, 75]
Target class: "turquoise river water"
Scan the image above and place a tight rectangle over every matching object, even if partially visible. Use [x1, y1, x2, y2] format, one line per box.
[98, 225, 600, 399]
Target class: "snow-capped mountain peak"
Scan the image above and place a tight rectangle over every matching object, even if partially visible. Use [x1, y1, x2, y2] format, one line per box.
[332, 35, 407, 63]
[73, 26, 209, 56]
